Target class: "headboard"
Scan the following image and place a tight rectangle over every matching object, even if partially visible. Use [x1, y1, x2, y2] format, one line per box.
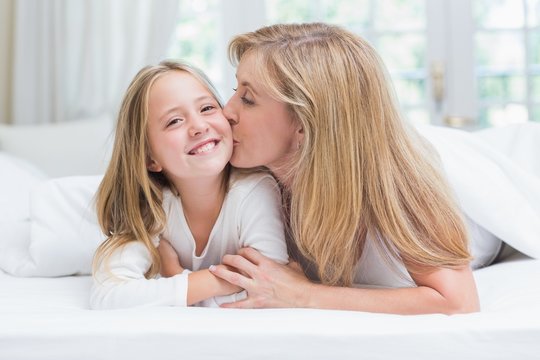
[0, 115, 113, 177]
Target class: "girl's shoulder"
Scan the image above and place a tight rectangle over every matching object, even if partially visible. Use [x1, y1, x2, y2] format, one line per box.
[160, 186, 178, 212]
[227, 169, 280, 202]
[228, 169, 279, 196]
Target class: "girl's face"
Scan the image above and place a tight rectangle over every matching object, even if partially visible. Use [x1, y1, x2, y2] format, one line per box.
[146, 71, 232, 184]
[223, 53, 299, 174]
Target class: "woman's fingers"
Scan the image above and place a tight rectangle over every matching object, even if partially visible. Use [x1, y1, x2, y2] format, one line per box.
[219, 298, 254, 309]
[222, 253, 259, 278]
[210, 249, 309, 308]
[209, 263, 252, 290]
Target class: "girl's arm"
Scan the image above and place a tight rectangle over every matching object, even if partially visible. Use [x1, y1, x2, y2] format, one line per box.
[91, 241, 240, 309]
[91, 241, 188, 309]
[235, 174, 289, 264]
[209, 247, 480, 314]
[158, 238, 242, 305]
[158, 238, 185, 276]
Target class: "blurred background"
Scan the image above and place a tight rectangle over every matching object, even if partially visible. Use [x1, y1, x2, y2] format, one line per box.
[1, 0, 539, 129]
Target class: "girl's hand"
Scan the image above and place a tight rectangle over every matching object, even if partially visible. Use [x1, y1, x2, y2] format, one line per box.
[158, 239, 184, 277]
[209, 247, 314, 308]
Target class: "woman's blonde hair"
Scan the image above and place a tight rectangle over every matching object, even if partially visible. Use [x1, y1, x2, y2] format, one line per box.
[228, 23, 471, 286]
[93, 60, 223, 278]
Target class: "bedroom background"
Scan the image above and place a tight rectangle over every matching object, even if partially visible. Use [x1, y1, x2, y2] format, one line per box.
[1, 3, 540, 358]
[0, 0, 539, 177]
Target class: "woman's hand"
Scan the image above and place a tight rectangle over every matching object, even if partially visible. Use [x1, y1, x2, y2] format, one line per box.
[209, 247, 314, 308]
[210, 247, 479, 313]
[158, 239, 184, 277]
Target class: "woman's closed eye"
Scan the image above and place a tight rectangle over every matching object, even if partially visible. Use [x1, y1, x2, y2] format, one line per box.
[239, 91, 255, 105]
[232, 87, 255, 106]
[240, 96, 255, 106]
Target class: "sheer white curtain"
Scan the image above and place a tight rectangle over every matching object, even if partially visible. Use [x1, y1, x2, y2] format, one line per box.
[10, 0, 178, 124]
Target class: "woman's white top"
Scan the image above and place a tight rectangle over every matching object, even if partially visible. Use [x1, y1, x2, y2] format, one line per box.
[352, 214, 502, 289]
[90, 171, 288, 309]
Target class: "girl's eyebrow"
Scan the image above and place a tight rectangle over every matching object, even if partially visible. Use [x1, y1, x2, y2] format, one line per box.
[194, 95, 215, 103]
[158, 106, 182, 124]
[158, 96, 216, 122]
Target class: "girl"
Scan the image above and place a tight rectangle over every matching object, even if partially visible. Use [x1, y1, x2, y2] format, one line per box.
[90, 60, 288, 309]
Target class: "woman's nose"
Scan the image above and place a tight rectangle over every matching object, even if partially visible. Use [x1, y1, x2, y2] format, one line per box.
[223, 98, 238, 126]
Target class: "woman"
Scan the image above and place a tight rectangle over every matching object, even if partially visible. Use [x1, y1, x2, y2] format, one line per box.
[204, 22, 481, 315]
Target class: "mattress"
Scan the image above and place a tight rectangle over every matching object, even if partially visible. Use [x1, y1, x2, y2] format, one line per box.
[1, 254, 539, 360]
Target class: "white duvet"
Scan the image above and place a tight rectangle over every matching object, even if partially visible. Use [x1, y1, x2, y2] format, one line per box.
[416, 123, 540, 259]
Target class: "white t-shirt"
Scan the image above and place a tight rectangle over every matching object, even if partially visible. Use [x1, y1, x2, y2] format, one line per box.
[90, 171, 288, 309]
[352, 216, 502, 289]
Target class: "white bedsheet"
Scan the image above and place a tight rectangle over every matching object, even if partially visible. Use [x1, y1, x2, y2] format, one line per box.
[1, 254, 539, 360]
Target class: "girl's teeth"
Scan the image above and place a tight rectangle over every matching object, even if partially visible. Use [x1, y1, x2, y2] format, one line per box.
[195, 141, 215, 154]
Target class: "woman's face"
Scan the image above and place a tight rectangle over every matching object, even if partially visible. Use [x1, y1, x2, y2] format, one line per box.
[223, 52, 299, 174]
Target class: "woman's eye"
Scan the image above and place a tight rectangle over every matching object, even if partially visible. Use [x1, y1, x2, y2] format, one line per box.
[232, 87, 238, 92]
[241, 96, 255, 106]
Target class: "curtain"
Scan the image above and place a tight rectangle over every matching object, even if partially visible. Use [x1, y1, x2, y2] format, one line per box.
[0, 0, 14, 124]
[8, 0, 178, 124]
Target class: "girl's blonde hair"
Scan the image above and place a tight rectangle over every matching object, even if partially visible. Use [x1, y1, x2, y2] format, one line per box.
[229, 23, 471, 286]
[93, 60, 223, 278]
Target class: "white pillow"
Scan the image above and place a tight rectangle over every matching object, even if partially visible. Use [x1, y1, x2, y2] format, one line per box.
[0, 220, 32, 275]
[3, 176, 106, 277]
[0, 152, 48, 275]
[0, 152, 47, 222]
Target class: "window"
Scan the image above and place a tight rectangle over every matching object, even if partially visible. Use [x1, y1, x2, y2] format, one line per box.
[474, 0, 540, 126]
[267, 0, 430, 125]
[168, 0, 540, 127]
[167, 0, 224, 97]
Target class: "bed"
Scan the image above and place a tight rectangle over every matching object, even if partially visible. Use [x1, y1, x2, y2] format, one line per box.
[0, 254, 538, 360]
[1, 117, 540, 360]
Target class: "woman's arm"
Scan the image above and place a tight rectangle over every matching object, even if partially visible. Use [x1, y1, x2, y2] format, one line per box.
[209, 247, 480, 314]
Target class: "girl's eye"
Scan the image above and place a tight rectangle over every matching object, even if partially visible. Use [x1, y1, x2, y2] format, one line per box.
[201, 105, 215, 112]
[166, 118, 183, 127]
[232, 87, 237, 92]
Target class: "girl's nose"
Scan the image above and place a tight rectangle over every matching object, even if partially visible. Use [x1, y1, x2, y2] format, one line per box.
[188, 117, 209, 137]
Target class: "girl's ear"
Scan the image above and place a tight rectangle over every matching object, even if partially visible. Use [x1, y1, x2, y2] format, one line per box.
[147, 157, 162, 172]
